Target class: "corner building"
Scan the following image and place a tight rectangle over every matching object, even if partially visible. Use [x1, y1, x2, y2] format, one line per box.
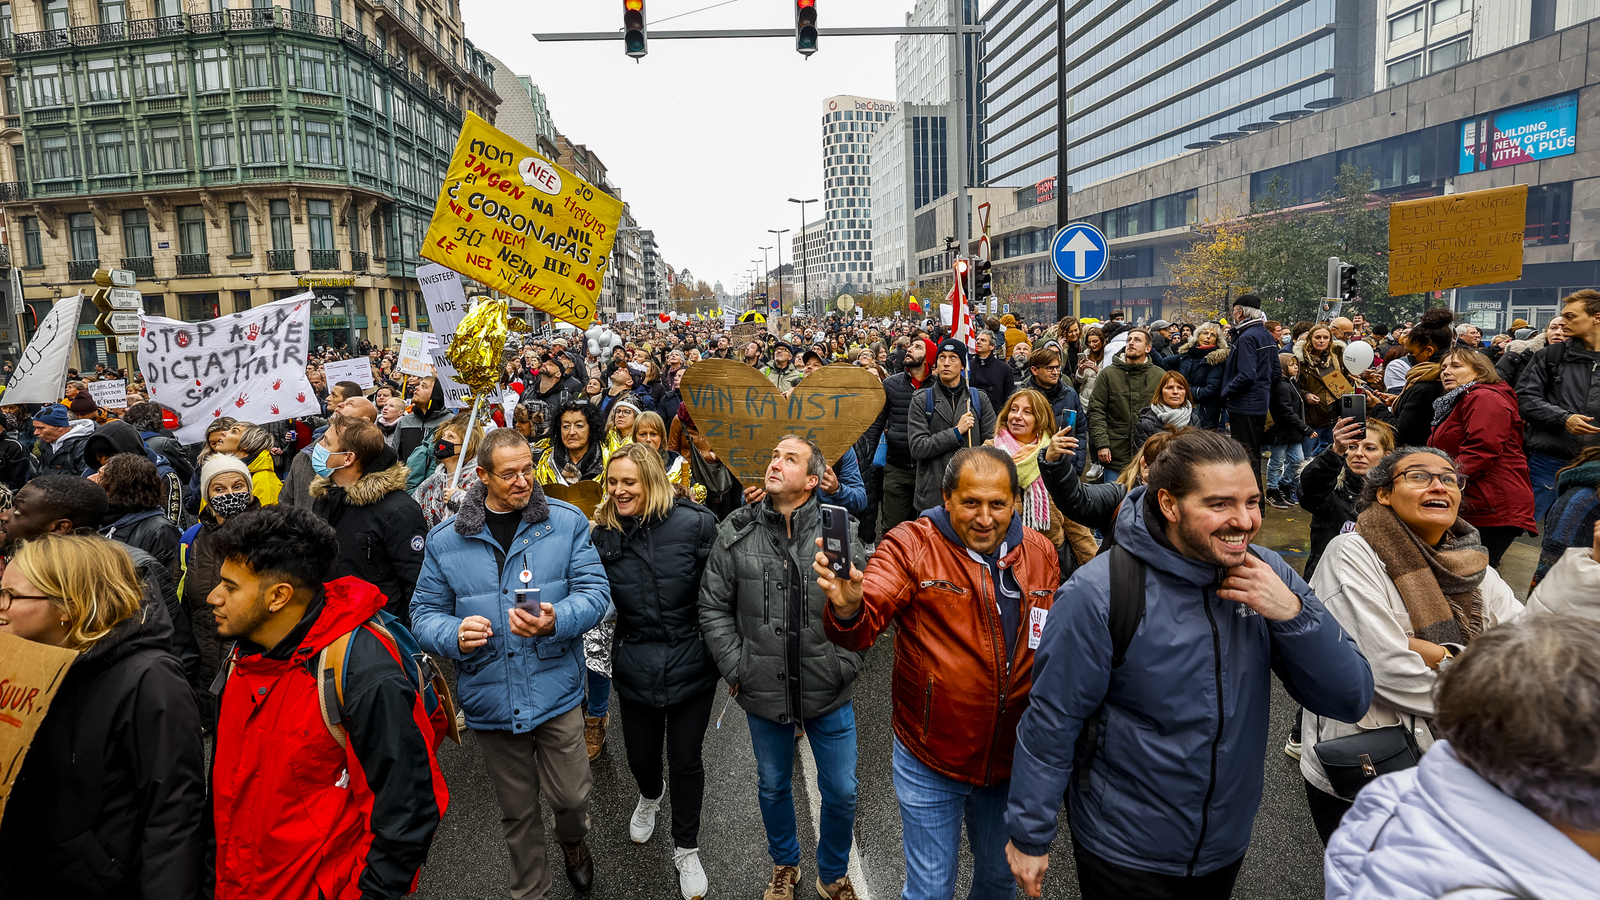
[0, 0, 501, 369]
[822, 94, 892, 298]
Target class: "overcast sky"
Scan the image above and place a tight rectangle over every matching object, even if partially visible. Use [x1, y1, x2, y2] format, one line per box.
[461, 0, 919, 295]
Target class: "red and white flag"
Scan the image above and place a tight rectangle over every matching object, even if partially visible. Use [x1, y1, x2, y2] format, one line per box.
[948, 273, 977, 349]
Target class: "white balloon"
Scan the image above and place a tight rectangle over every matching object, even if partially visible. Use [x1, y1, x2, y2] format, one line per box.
[587, 339, 599, 355]
[1342, 341, 1375, 373]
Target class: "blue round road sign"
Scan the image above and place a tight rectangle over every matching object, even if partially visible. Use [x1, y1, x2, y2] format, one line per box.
[1051, 223, 1109, 284]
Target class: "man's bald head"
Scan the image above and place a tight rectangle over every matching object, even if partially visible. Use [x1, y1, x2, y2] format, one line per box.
[1331, 317, 1354, 337]
[336, 397, 379, 422]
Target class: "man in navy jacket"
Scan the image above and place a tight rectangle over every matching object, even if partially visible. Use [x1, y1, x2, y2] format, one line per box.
[1220, 294, 1279, 490]
[1005, 430, 1372, 899]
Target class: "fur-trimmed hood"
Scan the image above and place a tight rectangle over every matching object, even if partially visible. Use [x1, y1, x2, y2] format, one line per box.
[452, 479, 549, 537]
[309, 460, 410, 506]
[1293, 336, 1346, 366]
[1177, 334, 1231, 367]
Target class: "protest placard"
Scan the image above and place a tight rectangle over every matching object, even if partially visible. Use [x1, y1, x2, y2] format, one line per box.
[87, 379, 127, 409]
[428, 347, 474, 409]
[679, 360, 886, 487]
[417, 263, 468, 341]
[729, 323, 765, 347]
[616, 312, 636, 322]
[422, 113, 623, 328]
[5, 295, 83, 404]
[1389, 185, 1527, 294]
[543, 481, 604, 519]
[323, 357, 374, 391]
[139, 292, 321, 444]
[0, 631, 81, 823]
[399, 331, 439, 377]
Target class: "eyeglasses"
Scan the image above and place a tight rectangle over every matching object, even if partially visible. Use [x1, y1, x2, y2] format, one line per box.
[0, 588, 54, 611]
[1392, 469, 1466, 491]
[490, 467, 535, 484]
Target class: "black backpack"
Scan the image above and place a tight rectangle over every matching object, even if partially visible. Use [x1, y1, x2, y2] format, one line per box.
[1072, 544, 1144, 793]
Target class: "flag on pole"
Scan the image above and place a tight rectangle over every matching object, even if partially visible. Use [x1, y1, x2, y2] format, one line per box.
[949, 264, 977, 349]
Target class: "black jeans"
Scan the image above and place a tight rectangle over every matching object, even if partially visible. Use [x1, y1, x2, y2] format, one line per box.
[1229, 412, 1268, 492]
[1304, 779, 1355, 846]
[618, 686, 717, 850]
[1477, 524, 1522, 568]
[1073, 842, 1245, 900]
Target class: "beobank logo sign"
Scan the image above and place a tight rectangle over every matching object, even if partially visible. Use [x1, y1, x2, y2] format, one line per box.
[827, 98, 895, 114]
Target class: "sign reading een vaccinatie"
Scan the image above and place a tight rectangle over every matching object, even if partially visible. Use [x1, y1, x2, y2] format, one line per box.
[422, 113, 624, 328]
[1387, 184, 1528, 295]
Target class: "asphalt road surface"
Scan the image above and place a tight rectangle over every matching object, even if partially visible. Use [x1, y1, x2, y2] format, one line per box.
[415, 516, 1542, 900]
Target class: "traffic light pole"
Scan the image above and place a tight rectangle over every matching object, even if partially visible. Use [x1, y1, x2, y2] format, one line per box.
[949, 0, 970, 330]
[533, 25, 982, 41]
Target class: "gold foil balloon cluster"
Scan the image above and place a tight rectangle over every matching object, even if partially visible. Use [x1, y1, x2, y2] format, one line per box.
[445, 296, 530, 409]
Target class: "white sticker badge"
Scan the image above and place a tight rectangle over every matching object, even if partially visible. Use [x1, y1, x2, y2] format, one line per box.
[1028, 607, 1049, 650]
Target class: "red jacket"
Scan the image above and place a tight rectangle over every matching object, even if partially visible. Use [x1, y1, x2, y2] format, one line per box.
[1429, 380, 1538, 533]
[825, 514, 1060, 786]
[213, 577, 447, 900]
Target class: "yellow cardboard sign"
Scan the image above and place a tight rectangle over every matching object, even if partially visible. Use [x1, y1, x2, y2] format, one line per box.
[1388, 185, 1527, 295]
[423, 113, 622, 327]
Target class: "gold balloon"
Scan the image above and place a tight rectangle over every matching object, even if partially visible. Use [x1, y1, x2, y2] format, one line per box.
[445, 296, 531, 409]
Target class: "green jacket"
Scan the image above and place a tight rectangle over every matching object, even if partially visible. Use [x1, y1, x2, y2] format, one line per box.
[1088, 358, 1165, 470]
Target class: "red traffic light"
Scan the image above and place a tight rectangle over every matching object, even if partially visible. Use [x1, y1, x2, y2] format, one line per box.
[796, 0, 818, 55]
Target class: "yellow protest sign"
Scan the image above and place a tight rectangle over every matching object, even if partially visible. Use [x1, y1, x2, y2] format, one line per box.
[1388, 185, 1527, 295]
[423, 113, 622, 327]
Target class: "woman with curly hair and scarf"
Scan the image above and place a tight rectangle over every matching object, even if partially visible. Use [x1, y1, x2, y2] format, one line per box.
[533, 399, 607, 487]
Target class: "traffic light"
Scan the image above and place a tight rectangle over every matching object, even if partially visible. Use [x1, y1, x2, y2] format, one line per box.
[1340, 263, 1359, 302]
[795, 0, 818, 56]
[623, 0, 647, 58]
[975, 259, 993, 303]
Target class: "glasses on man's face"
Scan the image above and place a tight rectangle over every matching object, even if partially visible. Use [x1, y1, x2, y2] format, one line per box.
[0, 587, 53, 611]
[491, 467, 535, 485]
[1392, 469, 1465, 491]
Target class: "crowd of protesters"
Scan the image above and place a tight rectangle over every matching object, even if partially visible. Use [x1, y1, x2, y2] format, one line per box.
[0, 294, 1596, 900]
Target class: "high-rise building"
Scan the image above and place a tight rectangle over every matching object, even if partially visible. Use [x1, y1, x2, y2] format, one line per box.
[0, 0, 501, 367]
[872, 104, 953, 293]
[822, 95, 894, 296]
[1378, 0, 1599, 90]
[981, 0, 1371, 192]
[791, 219, 825, 312]
[640, 229, 663, 313]
[894, 0, 982, 186]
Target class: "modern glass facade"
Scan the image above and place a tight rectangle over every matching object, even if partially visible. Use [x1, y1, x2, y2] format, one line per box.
[822, 95, 892, 294]
[982, 0, 1357, 190]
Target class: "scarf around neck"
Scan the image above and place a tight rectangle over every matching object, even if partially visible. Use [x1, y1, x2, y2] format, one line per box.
[1354, 504, 1488, 646]
[993, 428, 1048, 531]
[1150, 403, 1193, 428]
[1430, 382, 1472, 428]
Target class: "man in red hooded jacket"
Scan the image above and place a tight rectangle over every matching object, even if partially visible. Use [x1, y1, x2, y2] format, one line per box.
[208, 506, 446, 900]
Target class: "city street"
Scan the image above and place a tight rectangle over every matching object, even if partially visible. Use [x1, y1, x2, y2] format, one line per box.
[414, 515, 1543, 900]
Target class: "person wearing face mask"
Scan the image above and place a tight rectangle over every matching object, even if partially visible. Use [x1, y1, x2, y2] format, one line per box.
[179, 455, 262, 727]
[309, 415, 428, 625]
[412, 412, 484, 529]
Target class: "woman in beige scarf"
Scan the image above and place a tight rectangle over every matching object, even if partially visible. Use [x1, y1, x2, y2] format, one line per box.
[986, 389, 1097, 567]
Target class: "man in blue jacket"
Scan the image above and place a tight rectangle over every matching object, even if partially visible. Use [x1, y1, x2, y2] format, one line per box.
[411, 427, 611, 898]
[1005, 429, 1372, 899]
[1221, 294, 1279, 491]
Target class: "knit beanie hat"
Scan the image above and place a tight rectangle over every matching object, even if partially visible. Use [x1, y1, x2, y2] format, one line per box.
[68, 395, 98, 417]
[201, 454, 253, 497]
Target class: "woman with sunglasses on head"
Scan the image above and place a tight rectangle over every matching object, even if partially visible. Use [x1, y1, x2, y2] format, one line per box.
[0, 534, 207, 899]
[1299, 446, 1523, 846]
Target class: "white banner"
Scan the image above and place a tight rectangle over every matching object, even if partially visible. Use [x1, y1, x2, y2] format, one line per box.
[939, 303, 953, 327]
[615, 312, 636, 322]
[5, 294, 84, 404]
[140, 292, 321, 444]
[428, 347, 474, 409]
[417, 263, 467, 341]
[87, 379, 127, 410]
[398, 330, 438, 377]
[322, 357, 374, 391]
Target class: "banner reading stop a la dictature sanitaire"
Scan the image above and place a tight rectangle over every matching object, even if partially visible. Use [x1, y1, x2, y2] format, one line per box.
[421, 112, 624, 329]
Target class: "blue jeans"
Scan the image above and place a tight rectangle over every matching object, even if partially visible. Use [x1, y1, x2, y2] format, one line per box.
[585, 668, 609, 717]
[1529, 450, 1566, 528]
[1302, 424, 1334, 460]
[1267, 442, 1304, 490]
[746, 704, 859, 883]
[892, 738, 1014, 900]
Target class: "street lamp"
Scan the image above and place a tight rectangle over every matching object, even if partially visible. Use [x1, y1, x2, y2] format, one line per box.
[768, 229, 790, 314]
[758, 246, 773, 306]
[788, 198, 817, 316]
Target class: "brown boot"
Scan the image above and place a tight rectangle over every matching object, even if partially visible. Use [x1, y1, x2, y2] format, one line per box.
[584, 713, 608, 760]
[763, 864, 799, 900]
[816, 875, 859, 900]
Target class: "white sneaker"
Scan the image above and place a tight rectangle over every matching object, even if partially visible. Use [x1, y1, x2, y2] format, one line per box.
[630, 793, 663, 843]
[674, 847, 708, 900]
[1285, 737, 1303, 761]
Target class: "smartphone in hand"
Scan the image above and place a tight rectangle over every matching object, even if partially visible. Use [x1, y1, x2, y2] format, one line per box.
[1339, 393, 1367, 428]
[819, 503, 852, 578]
[513, 586, 541, 614]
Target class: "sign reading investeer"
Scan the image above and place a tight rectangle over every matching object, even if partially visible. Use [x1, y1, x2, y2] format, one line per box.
[680, 360, 886, 487]
[422, 113, 623, 328]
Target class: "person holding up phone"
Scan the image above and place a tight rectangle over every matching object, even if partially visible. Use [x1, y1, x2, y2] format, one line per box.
[817, 446, 1061, 900]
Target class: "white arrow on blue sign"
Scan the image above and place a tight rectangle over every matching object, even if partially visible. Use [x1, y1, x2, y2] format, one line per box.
[1050, 223, 1110, 284]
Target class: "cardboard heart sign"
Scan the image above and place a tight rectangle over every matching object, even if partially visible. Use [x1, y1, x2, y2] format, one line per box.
[680, 359, 886, 487]
[542, 480, 604, 520]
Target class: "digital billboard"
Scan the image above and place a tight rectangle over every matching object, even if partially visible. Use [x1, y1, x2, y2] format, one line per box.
[1460, 93, 1578, 173]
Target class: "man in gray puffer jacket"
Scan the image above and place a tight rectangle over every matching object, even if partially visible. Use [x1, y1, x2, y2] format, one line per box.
[699, 435, 868, 900]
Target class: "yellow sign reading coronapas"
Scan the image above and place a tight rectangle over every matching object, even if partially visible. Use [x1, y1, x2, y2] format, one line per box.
[423, 113, 622, 327]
